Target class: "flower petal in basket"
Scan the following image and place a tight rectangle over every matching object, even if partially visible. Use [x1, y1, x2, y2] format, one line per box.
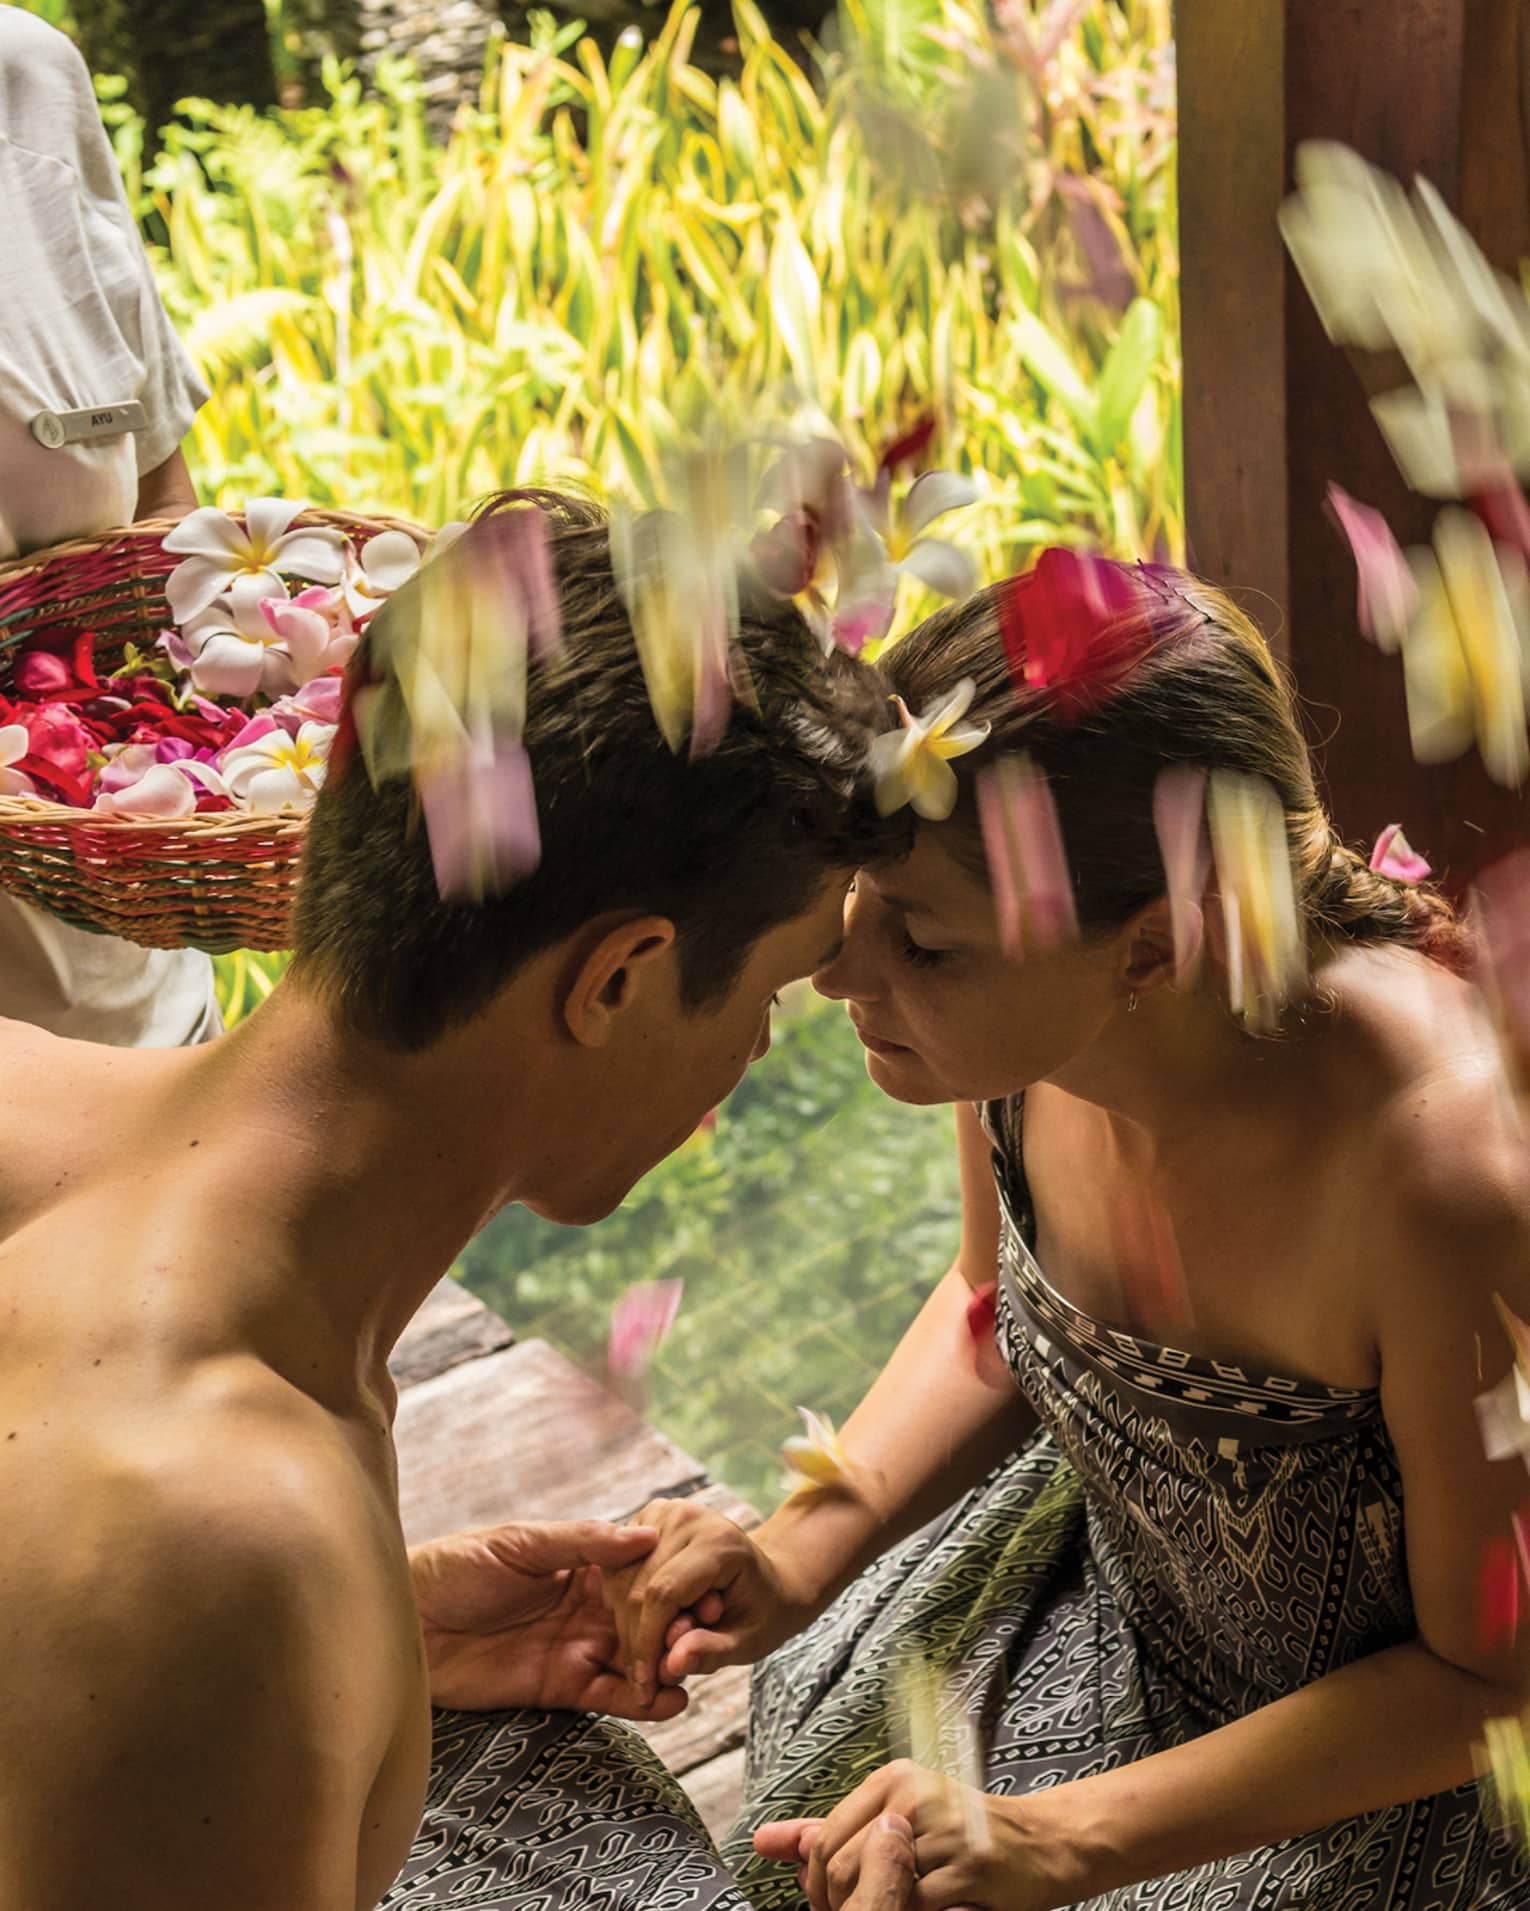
[163, 499, 347, 623]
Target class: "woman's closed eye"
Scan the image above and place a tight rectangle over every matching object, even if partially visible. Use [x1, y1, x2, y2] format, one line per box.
[900, 930, 950, 969]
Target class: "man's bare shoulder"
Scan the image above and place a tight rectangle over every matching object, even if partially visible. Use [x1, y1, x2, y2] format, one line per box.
[0, 1414, 402, 1911]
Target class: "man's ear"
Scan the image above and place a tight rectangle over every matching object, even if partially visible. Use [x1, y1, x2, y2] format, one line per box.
[563, 915, 678, 1048]
[1119, 897, 1179, 1001]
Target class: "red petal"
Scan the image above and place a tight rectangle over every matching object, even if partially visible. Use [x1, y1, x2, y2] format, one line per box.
[997, 549, 1150, 722]
[965, 1281, 998, 1341]
[877, 415, 939, 476]
[1477, 1534, 1521, 1650]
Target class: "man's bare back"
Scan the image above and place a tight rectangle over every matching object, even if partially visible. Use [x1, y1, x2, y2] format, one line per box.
[0, 1020, 430, 1909]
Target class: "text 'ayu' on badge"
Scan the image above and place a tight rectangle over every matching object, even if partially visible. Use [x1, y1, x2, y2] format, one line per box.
[29, 401, 148, 449]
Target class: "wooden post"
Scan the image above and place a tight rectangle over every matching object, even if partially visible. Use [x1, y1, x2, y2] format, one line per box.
[1178, 0, 1530, 885]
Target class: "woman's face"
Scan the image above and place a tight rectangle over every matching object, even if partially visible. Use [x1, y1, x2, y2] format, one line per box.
[814, 832, 1127, 1105]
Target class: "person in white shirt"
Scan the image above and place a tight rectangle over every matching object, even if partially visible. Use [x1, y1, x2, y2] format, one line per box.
[0, 6, 220, 1045]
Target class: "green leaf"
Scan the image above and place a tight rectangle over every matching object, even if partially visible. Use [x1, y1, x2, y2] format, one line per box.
[1094, 297, 1165, 454]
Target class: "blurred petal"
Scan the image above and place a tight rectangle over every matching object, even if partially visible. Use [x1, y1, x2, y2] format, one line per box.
[902, 471, 980, 540]
[976, 755, 1078, 956]
[1153, 766, 1210, 977]
[781, 1406, 852, 1492]
[1327, 485, 1419, 651]
[900, 537, 977, 600]
[418, 738, 541, 901]
[608, 1280, 685, 1381]
[1206, 771, 1305, 1027]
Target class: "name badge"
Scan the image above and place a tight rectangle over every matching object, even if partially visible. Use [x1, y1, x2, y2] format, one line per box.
[29, 401, 148, 449]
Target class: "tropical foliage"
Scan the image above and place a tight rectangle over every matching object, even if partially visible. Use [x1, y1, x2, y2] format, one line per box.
[90, 0, 1180, 590]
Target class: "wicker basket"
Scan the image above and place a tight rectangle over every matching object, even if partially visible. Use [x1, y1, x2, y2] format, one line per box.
[0, 509, 426, 953]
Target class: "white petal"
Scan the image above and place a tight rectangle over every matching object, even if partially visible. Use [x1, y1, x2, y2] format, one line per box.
[901, 471, 980, 539]
[166, 552, 239, 624]
[162, 505, 250, 560]
[359, 531, 423, 594]
[908, 753, 960, 821]
[242, 764, 311, 813]
[229, 570, 289, 638]
[242, 497, 307, 557]
[0, 724, 30, 769]
[0, 767, 36, 797]
[900, 537, 978, 600]
[189, 632, 267, 699]
[268, 526, 347, 585]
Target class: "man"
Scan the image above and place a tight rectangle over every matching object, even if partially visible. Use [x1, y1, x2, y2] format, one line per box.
[0, 494, 904, 1909]
[0, 8, 221, 1045]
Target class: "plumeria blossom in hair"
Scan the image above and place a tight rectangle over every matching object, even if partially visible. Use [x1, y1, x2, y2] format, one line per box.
[1204, 770, 1305, 1031]
[161, 499, 348, 624]
[976, 754, 1078, 957]
[868, 678, 990, 821]
[1369, 824, 1431, 883]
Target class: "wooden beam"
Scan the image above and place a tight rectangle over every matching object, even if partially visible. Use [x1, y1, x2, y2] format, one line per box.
[1179, 0, 1530, 883]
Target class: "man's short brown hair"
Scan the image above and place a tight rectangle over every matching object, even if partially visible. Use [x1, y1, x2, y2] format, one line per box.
[291, 491, 908, 1050]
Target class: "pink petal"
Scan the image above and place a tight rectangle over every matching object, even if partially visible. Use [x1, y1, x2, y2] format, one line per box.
[964, 1281, 997, 1341]
[608, 1279, 685, 1380]
[290, 674, 345, 725]
[95, 763, 196, 819]
[418, 739, 542, 901]
[158, 627, 197, 671]
[1369, 824, 1432, 883]
[976, 756, 1078, 958]
[1327, 485, 1419, 652]
[1152, 767, 1211, 976]
[223, 712, 280, 755]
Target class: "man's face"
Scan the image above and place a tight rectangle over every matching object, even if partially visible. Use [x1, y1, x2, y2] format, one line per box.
[522, 879, 848, 1224]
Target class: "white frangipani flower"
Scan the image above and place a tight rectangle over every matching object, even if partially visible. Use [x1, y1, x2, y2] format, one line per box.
[867, 678, 990, 820]
[162, 499, 346, 624]
[221, 720, 333, 813]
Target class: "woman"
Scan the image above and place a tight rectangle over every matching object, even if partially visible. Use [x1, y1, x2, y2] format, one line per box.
[607, 554, 1530, 1909]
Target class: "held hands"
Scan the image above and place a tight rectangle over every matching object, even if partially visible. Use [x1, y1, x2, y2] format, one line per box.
[409, 1518, 690, 1722]
[600, 1497, 819, 1706]
[755, 1760, 1072, 1911]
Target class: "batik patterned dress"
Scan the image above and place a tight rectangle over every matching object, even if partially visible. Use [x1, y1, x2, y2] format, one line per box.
[722, 1095, 1530, 1910]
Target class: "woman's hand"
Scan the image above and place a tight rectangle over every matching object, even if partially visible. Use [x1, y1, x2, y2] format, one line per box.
[410, 1518, 689, 1722]
[600, 1497, 820, 1704]
[759, 1760, 1077, 1911]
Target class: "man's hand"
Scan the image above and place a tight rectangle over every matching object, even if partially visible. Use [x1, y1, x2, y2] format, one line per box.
[410, 1519, 689, 1722]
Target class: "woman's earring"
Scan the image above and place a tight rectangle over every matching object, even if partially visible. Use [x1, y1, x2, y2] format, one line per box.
[1127, 992, 1138, 1013]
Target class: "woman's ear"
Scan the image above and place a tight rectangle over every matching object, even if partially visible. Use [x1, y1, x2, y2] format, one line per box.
[563, 915, 678, 1047]
[1119, 897, 1180, 1001]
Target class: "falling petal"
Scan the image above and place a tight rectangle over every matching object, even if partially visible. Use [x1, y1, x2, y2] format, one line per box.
[1474, 1362, 1530, 1463]
[608, 1280, 685, 1382]
[1205, 771, 1305, 1028]
[1435, 508, 1530, 786]
[900, 537, 978, 600]
[1327, 485, 1420, 652]
[1475, 1716, 1530, 1854]
[780, 1406, 853, 1493]
[901, 471, 981, 540]
[975, 755, 1077, 957]
[1152, 767, 1211, 978]
[887, 1656, 991, 1855]
[418, 736, 541, 903]
[1369, 825, 1432, 883]
[1478, 1535, 1522, 1651]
